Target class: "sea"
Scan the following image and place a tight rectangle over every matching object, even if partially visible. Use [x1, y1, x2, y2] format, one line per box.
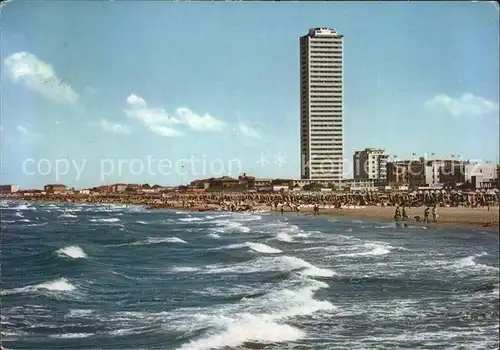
[1, 200, 499, 350]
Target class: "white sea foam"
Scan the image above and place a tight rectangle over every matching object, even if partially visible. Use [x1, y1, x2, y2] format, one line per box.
[207, 233, 221, 239]
[453, 252, 498, 272]
[280, 256, 336, 277]
[201, 255, 335, 277]
[15, 212, 24, 217]
[64, 208, 82, 212]
[172, 266, 199, 273]
[8, 204, 33, 211]
[89, 218, 120, 223]
[136, 220, 148, 225]
[225, 242, 282, 254]
[276, 231, 294, 242]
[179, 278, 334, 349]
[181, 314, 305, 350]
[337, 243, 393, 257]
[60, 213, 77, 218]
[36, 279, 76, 291]
[1, 278, 76, 296]
[180, 217, 204, 222]
[133, 237, 188, 245]
[212, 220, 251, 233]
[246, 242, 282, 254]
[56, 246, 87, 259]
[49, 333, 93, 339]
[67, 309, 94, 318]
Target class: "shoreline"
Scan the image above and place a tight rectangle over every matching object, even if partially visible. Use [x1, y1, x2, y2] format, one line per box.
[169, 203, 499, 233]
[3, 197, 498, 233]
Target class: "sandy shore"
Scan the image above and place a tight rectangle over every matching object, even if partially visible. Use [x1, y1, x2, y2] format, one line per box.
[163, 202, 499, 233]
[266, 205, 499, 233]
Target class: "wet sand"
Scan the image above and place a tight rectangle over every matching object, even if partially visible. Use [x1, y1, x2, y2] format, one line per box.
[302, 206, 498, 232]
[166, 202, 499, 233]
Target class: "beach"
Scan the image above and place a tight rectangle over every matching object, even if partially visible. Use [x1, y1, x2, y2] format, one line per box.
[170, 202, 499, 232]
[9, 191, 499, 232]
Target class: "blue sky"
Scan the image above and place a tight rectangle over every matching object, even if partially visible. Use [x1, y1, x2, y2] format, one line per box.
[1, 1, 499, 189]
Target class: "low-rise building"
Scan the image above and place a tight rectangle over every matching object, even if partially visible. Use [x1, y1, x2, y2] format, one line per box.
[0, 184, 20, 193]
[44, 184, 66, 193]
[113, 184, 128, 192]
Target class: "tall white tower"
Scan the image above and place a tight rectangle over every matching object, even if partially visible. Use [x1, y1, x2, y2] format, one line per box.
[300, 27, 343, 182]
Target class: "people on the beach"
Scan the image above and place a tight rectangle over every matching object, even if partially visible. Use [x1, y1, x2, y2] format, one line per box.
[432, 206, 439, 223]
[423, 207, 430, 223]
[402, 206, 408, 221]
[394, 206, 401, 221]
[313, 204, 320, 216]
[12, 187, 499, 226]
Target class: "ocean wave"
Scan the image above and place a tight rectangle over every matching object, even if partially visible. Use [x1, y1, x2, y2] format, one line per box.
[133, 237, 188, 245]
[179, 278, 333, 349]
[56, 246, 88, 259]
[67, 309, 94, 318]
[199, 255, 335, 278]
[207, 233, 220, 239]
[212, 220, 251, 233]
[180, 313, 305, 350]
[171, 266, 199, 273]
[136, 220, 148, 225]
[89, 218, 120, 223]
[453, 252, 498, 272]
[224, 242, 282, 254]
[60, 213, 77, 218]
[246, 242, 282, 254]
[49, 333, 93, 339]
[1, 278, 76, 296]
[179, 217, 204, 222]
[337, 243, 393, 257]
[276, 231, 294, 242]
[4, 204, 34, 211]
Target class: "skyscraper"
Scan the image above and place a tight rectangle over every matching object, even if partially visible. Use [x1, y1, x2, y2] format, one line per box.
[300, 27, 343, 182]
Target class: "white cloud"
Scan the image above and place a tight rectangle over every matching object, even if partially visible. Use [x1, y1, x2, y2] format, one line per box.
[149, 125, 182, 137]
[96, 119, 132, 135]
[176, 107, 226, 131]
[16, 125, 31, 136]
[126, 94, 147, 108]
[4, 51, 79, 104]
[238, 122, 262, 139]
[124, 94, 226, 137]
[125, 94, 182, 137]
[425, 93, 499, 118]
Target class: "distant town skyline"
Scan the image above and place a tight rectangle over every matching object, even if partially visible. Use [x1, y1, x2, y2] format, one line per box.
[1, 2, 498, 188]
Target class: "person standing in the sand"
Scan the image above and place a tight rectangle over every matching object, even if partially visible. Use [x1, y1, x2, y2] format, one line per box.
[432, 205, 439, 223]
[402, 206, 408, 221]
[423, 207, 430, 223]
[394, 206, 401, 221]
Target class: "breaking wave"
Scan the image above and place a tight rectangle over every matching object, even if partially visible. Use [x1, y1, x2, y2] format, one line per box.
[56, 246, 88, 259]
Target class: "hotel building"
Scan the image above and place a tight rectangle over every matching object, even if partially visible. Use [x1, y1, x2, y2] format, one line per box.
[300, 27, 344, 182]
[353, 148, 388, 182]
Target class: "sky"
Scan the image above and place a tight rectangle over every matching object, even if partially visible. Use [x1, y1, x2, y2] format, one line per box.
[1, 1, 499, 189]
